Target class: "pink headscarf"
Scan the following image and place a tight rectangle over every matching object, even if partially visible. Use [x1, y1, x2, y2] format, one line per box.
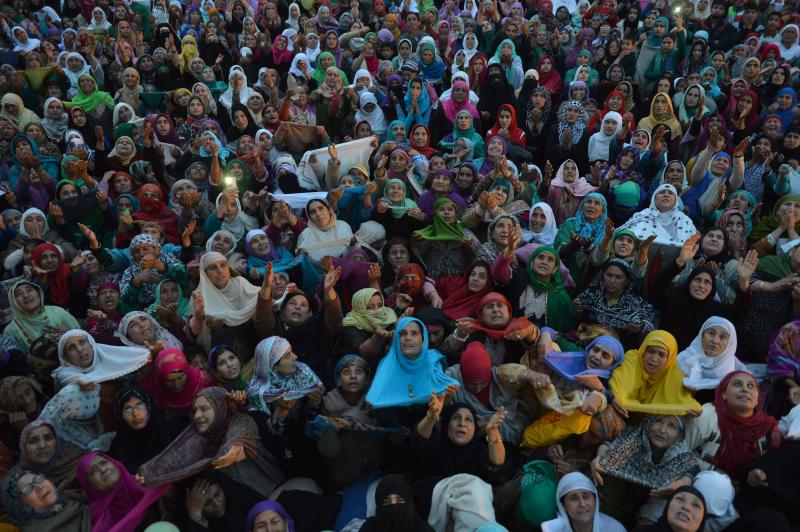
[551, 159, 596, 196]
[441, 80, 479, 122]
[77, 452, 170, 532]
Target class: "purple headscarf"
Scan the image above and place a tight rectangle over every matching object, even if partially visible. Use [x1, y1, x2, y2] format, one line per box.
[246, 501, 295, 531]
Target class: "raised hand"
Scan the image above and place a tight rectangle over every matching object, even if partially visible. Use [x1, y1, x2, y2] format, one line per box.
[259, 262, 273, 299]
[676, 233, 701, 267]
[182, 219, 197, 248]
[484, 406, 506, 434]
[77, 223, 100, 248]
[323, 264, 342, 296]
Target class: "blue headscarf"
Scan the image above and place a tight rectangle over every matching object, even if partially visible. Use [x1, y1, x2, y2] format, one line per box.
[545, 335, 625, 382]
[365, 316, 459, 409]
[569, 192, 608, 246]
[198, 131, 229, 163]
[699, 66, 722, 100]
[417, 43, 445, 83]
[682, 151, 731, 220]
[770, 87, 798, 134]
[403, 76, 432, 120]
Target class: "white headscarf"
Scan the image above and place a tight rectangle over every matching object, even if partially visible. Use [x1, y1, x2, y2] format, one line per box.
[540, 472, 626, 532]
[214, 194, 259, 242]
[289, 53, 312, 79]
[587, 111, 622, 162]
[777, 24, 800, 62]
[89, 7, 112, 30]
[691, 0, 711, 20]
[461, 32, 479, 63]
[523, 202, 558, 245]
[18, 207, 50, 237]
[64, 52, 90, 88]
[115, 311, 183, 349]
[219, 66, 254, 110]
[693, 471, 738, 527]
[194, 251, 261, 326]
[677, 316, 747, 390]
[52, 329, 150, 389]
[42, 97, 69, 141]
[305, 33, 321, 65]
[205, 229, 238, 257]
[354, 92, 387, 136]
[617, 184, 697, 246]
[462, 0, 478, 18]
[296, 200, 353, 264]
[11, 26, 40, 53]
[112, 102, 144, 128]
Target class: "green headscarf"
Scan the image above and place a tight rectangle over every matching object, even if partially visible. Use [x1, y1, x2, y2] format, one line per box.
[69, 74, 115, 114]
[312, 52, 348, 85]
[341, 288, 398, 333]
[59, 155, 79, 180]
[750, 194, 800, 244]
[525, 246, 574, 332]
[225, 159, 254, 189]
[489, 177, 514, 207]
[449, 109, 485, 158]
[413, 198, 467, 241]
[146, 279, 191, 318]
[381, 178, 418, 219]
[113, 122, 135, 142]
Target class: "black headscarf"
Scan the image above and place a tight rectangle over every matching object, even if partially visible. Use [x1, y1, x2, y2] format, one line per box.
[360, 474, 434, 532]
[477, 65, 521, 131]
[635, 486, 707, 532]
[227, 103, 259, 142]
[108, 385, 170, 473]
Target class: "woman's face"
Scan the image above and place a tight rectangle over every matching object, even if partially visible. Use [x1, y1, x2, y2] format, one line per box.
[126, 315, 157, 345]
[46, 101, 63, 120]
[722, 373, 758, 412]
[387, 244, 409, 269]
[653, 95, 668, 115]
[411, 126, 428, 147]
[204, 258, 232, 290]
[602, 265, 628, 295]
[121, 395, 149, 430]
[702, 229, 725, 256]
[117, 105, 133, 123]
[96, 286, 119, 313]
[724, 213, 745, 241]
[233, 110, 249, 129]
[492, 218, 513, 247]
[654, 188, 676, 211]
[619, 151, 634, 169]
[771, 68, 786, 85]
[23, 213, 46, 236]
[389, 151, 408, 172]
[62, 334, 94, 368]
[17, 474, 58, 511]
[432, 173, 452, 193]
[562, 161, 577, 182]
[437, 201, 458, 224]
[562, 489, 596, 527]
[530, 207, 547, 232]
[613, 234, 635, 257]
[385, 182, 405, 203]
[274, 349, 298, 375]
[486, 138, 504, 158]
[582, 197, 604, 222]
[684, 87, 701, 108]
[192, 395, 215, 434]
[339, 363, 367, 394]
[249, 234, 271, 257]
[648, 415, 681, 451]
[666, 491, 705, 532]
[115, 137, 135, 157]
[447, 407, 476, 446]
[307, 201, 332, 228]
[642, 345, 669, 375]
[25, 426, 57, 466]
[86, 455, 121, 492]
[531, 251, 557, 277]
[214, 350, 242, 382]
[689, 272, 714, 300]
[37, 249, 60, 272]
[398, 322, 424, 359]
[252, 509, 289, 532]
[701, 325, 730, 357]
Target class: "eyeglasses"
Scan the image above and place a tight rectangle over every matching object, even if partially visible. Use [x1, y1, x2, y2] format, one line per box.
[122, 403, 147, 417]
[19, 475, 45, 496]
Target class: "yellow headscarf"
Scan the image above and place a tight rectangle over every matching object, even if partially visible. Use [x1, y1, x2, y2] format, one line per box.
[610, 330, 700, 415]
[638, 92, 682, 140]
[342, 288, 398, 333]
[179, 35, 200, 74]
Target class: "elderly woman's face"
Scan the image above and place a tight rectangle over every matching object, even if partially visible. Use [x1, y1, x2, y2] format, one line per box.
[648, 416, 681, 451]
[17, 474, 58, 511]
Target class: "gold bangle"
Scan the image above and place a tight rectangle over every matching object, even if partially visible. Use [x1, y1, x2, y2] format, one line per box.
[486, 434, 502, 445]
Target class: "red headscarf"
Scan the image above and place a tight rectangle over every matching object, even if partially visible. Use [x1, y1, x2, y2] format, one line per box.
[271, 35, 293, 65]
[410, 124, 435, 158]
[133, 184, 180, 244]
[486, 104, 526, 145]
[713, 370, 780, 477]
[386, 263, 427, 310]
[537, 55, 563, 95]
[147, 349, 213, 413]
[463, 292, 533, 341]
[589, 90, 635, 132]
[460, 341, 492, 406]
[439, 261, 495, 320]
[468, 54, 488, 92]
[31, 243, 71, 307]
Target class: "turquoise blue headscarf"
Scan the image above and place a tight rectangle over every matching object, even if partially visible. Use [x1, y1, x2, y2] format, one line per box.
[699, 66, 722, 100]
[403, 76, 432, 119]
[544, 335, 625, 383]
[365, 316, 459, 409]
[198, 131, 229, 164]
[570, 192, 608, 246]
